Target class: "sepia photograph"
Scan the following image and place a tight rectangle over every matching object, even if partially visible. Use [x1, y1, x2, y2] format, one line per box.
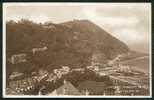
[3, 3, 151, 98]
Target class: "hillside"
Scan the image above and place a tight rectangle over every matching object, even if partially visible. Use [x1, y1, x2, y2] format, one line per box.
[6, 19, 129, 76]
[61, 20, 129, 59]
[114, 50, 149, 74]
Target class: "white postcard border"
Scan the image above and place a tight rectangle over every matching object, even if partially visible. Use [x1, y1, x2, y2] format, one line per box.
[2, 2, 152, 98]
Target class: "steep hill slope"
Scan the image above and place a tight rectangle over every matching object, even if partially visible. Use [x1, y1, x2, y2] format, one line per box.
[61, 19, 129, 60]
[6, 19, 129, 74]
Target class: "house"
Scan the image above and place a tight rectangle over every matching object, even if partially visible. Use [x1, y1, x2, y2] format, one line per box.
[10, 53, 27, 64]
[46, 73, 57, 82]
[114, 86, 121, 95]
[47, 80, 82, 95]
[97, 72, 107, 76]
[9, 72, 24, 80]
[86, 65, 99, 72]
[118, 64, 131, 72]
[38, 69, 48, 76]
[53, 66, 70, 78]
[77, 80, 107, 95]
[37, 69, 49, 81]
[61, 66, 70, 73]
[53, 69, 62, 78]
[32, 46, 48, 54]
[72, 68, 85, 72]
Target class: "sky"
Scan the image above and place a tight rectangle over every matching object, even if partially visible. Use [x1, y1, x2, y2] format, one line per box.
[4, 3, 151, 53]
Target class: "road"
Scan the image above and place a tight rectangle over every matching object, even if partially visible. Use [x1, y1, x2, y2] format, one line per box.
[119, 56, 149, 64]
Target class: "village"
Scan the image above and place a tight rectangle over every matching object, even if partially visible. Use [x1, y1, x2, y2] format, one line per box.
[6, 48, 149, 96]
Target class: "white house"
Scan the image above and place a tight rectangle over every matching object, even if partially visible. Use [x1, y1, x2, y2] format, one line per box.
[118, 64, 131, 72]
[10, 53, 27, 64]
[9, 72, 24, 80]
[32, 46, 48, 54]
[86, 65, 99, 72]
[53, 66, 70, 78]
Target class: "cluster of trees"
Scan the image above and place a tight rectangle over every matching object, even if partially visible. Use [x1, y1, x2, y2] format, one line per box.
[6, 19, 93, 79]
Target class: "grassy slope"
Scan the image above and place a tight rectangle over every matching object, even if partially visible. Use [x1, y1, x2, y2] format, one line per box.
[121, 52, 149, 73]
